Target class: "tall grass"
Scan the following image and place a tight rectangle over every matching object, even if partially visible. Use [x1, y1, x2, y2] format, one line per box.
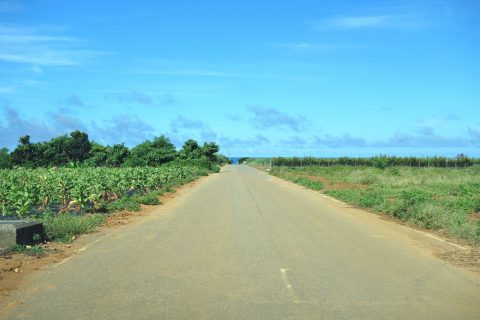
[42, 211, 105, 242]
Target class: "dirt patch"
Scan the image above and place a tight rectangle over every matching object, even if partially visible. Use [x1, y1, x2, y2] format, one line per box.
[0, 177, 206, 300]
[439, 247, 480, 273]
[0, 241, 80, 299]
[103, 210, 143, 228]
[467, 212, 480, 223]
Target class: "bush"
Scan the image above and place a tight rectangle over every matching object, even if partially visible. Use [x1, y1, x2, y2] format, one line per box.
[372, 157, 388, 169]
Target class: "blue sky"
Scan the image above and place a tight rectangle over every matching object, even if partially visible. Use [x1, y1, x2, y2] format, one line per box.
[0, 0, 479, 157]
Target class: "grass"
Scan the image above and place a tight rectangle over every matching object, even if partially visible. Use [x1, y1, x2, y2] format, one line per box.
[106, 189, 164, 212]
[9, 244, 45, 256]
[288, 176, 324, 190]
[42, 211, 105, 242]
[268, 165, 480, 244]
[106, 196, 141, 212]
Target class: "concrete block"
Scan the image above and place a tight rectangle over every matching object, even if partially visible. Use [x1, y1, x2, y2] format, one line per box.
[0, 221, 45, 249]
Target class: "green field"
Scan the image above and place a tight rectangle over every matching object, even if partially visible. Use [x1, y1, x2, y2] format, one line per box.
[0, 164, 211, 241]
[250, 161, 480, 244]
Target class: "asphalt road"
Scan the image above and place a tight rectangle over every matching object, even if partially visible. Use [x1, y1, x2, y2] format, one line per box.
[3, 165, 480, 319]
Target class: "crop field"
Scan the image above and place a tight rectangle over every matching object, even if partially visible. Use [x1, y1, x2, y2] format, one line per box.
[253, 162, 480, 243]
[0, 165, 210, 241]
[0, 164, 210, 217]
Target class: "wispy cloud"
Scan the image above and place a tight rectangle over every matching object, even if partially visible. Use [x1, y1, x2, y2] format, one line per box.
[170, 116, 206, 133]
[313, 134, 367, 148]
[58, 94, 91, 113]
[414, 114, 461, 127]
[0, 1, 24, 12]
[247, 105, 310, 132]
[315, 14, 430, 30]
[31, 65, 43, 73]
[0, 105, 159, 148]
[117, 89, 175, 106]
[219, 134, 270, 148]
[0, 106, 82, 148]
[227, 114, 242, 122]
[376, 126, 473, 148]
[91, 114, 156, 147]
[310, 127, 477, 149]
[280, 136, 308, 148]
[468, 127, 480, 144]
[112, 68, 286, 80]
[318, 15, 390, 29]
[0, 86, 16, 94]
[0, 78, 48, 95]
[0, 24, 107, 66]
[64, 94, 85, 108]
[269, 42, 353, 53]
[169, 116, 217, 144]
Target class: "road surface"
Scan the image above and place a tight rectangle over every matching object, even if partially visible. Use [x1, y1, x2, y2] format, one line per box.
[2, 165, 480, 319]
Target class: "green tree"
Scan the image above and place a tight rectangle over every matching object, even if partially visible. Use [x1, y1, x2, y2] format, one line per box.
[86, 143, 130, 167]
[179, 139, 202, 159]
[66, 131, 91, 163]
[201, 142, 219, 162]
[85, 143, 109, 167]
[40, 135, 70, 166]
[124, 135, 177, 166]
[0, 148, 11, 169]
[11, 135, 36, 167]
[106, 144, 130, 167]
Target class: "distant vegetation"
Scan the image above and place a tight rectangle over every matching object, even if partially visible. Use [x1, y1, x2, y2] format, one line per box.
[247, 155, 479, 169]
[0, 131, 231, 169]
[247, 158, 480, 244]
[237, 157, 250, 164]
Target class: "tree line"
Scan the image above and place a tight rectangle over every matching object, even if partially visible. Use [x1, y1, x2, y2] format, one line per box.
[0, 130, 231, 169]
[249, 155, 479, 169]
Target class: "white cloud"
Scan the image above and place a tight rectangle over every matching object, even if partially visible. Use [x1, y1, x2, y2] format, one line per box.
[270, 41, 356, 54]
[0, 24, 107, 66]
[117, 68, 282, 80]
[316, 14, 429, 30]
[327, 15, 389, 29]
